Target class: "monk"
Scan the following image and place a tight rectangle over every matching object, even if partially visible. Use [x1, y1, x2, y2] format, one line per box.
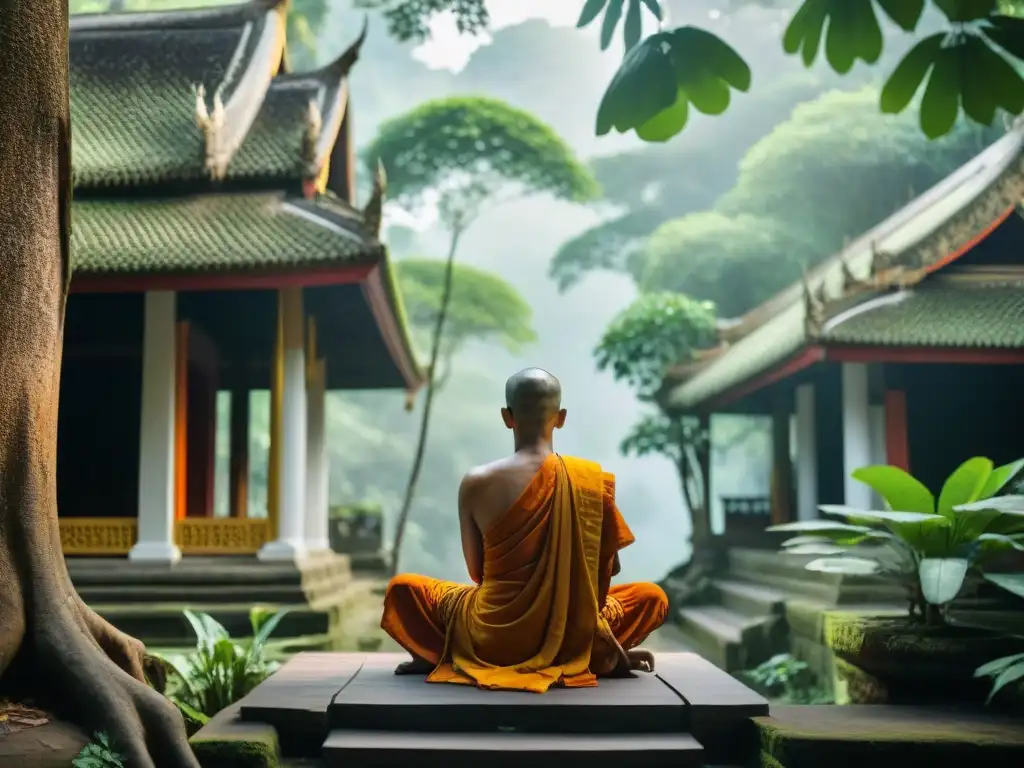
[380, 367, 669, 692]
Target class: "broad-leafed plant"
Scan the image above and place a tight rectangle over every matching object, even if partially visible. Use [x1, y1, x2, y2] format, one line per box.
[768, 457, 1024, 620]
[150, 607, 289, 718]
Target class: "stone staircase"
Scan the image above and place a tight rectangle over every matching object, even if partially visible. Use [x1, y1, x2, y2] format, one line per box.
[667, 547, 906, 673]
[190, 651, 769, 768]
[68, 551, 374, 645]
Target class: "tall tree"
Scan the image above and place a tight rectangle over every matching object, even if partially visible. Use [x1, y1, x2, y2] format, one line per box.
[362, 96, 597, 575]
[0, 4, 197, 767]
[594, 293, 718, 549]
[397, 259, 537, 387]
[368, 0, 1024, 143]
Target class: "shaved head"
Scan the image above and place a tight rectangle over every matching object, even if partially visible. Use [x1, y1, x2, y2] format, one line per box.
[505, 368, 561, 415]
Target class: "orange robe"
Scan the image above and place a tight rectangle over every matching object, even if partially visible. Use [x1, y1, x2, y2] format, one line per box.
[380, 453, 668, 693]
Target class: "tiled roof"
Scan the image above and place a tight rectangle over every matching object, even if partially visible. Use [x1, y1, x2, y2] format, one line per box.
[71, 192, 380, 275]
[664, 127, 1024, 412]
[824, 281, 1024, 348]
[70, 1, 285, 189]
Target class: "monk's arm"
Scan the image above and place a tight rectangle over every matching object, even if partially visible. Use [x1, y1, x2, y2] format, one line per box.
[458, 473, 484, 585]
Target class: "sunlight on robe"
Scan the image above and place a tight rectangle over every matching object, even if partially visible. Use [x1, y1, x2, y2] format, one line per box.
[380, 453, 668, 692]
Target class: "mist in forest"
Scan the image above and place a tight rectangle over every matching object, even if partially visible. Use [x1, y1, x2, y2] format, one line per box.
[208, 0, 993, 582]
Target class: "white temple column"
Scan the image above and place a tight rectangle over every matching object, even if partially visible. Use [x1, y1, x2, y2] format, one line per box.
[259, 287, 307, 562]
[130, 291, 181, 564]
[794, 383, 818, 521]
[842, 363, 873, 510]
[305, 359, 330, 552]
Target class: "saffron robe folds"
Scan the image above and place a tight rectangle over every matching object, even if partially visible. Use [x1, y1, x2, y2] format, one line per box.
[380, 454, 668, 693]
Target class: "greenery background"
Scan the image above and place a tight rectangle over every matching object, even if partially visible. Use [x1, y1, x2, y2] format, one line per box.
[74, 0, 1003, 580]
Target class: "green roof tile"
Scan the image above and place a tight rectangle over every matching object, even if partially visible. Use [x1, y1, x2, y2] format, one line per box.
[72, 192, 380, 274]
[70, 3, 279, 188]
[824, 281, 1024, 348]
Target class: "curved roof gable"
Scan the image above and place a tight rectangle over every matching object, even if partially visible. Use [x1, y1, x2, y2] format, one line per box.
[70, 0, 287, 190]
[227, 20, 368, 190]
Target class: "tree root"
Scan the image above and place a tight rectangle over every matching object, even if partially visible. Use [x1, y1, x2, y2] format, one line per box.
[3, 595, 199, 768]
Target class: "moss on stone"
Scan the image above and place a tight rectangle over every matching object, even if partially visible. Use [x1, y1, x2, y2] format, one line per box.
[760, 749, 786, 768]
[833, 657, 888, 704]
[190, 738, 279, 768]
[756, 705, 1024, 768]
[190, 701, 281, 768]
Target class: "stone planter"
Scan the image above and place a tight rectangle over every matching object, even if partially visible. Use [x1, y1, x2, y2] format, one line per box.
[328, 505, 383, 556]
[826, 614, 1024, 705]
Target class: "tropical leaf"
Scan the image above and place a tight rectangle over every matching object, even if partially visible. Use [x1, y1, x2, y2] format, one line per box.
[977, 532, 1024, 551]
[805, 556, 880, 575]
[933, 0, 998, 22]
[783, 543, 851, 556]
[851, 465, 935, 514]
[985, 572, 1024, 599]
[978, 458, 1024, 499]
[818, 505, 948, 524]
[975, 651, 1024, 678]
[987, 659, 1024, 703]
[767, 520, 875, 534]
[876, 0, 927, 30]
[781, 535, 836, 547]
[880, 33, 945, 115]
[783, 0, 886, 72]
[956, 495, 1024, 514]
[577, 0, 608, 28]
[938, 457, 994, 517]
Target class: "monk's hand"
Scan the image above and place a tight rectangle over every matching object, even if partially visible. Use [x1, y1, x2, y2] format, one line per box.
[627, 648, 655, 673]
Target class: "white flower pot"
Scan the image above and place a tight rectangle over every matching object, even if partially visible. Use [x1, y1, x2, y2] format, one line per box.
[918, 558, 969, 605]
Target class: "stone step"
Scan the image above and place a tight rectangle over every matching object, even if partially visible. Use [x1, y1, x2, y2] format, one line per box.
[77, 583, 310, 604]
[322, 730, 705, 768]
[676, 606, 784, 672]
[709, 579, 786, 618]
[91, 601, 332, 644]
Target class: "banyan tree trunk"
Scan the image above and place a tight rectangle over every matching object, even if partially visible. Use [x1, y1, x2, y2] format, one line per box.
[0, 6, 197, 767]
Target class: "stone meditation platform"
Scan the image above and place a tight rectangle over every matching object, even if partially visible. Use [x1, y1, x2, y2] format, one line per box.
[194, 651, 769, 767]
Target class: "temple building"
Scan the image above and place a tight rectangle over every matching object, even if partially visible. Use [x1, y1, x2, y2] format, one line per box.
[654, 123, 1024, 674]
[660, 123, 1024, 539]
[60, 0, 421, 568]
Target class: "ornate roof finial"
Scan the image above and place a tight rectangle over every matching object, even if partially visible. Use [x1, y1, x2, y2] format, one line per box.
[325, 16, 370, 77]
[194, 84, 228, 180]
[301, 98, 323, 172]
[802, 270, 825, 337]
[363, 159, 387, 239]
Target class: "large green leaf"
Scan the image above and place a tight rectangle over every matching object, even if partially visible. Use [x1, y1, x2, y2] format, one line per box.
[636, 92, 689, 141]
[577, 0, 608, 28]
[933, 0, 998, 22]
[601, 0, 625, 50]
[805, 556, 880, 575]
[975, 652, 1024, 678]
[623, 0, 643, 51]
[851, 465, 935, 513]
[956, 495, 1024, 514]
[987, 659, 1024, 703]
[938, 457, 993, 518]
[880, 33, 945, 115]
[596, 33, 678, 136]
[819, 505, 947, 524]
[983, 14, 1024, 59]
[978, 458, 1024, 499]
[783, 543, 851, 556]
[920, 43, 964, 139]
[985, 572, 1024, 599]
[977, 532, 1024, 551]
[783, 0, 885, 72]
[767, 520, 875, 534]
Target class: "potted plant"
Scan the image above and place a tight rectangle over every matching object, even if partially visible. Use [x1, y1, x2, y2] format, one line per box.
[768, 456, 1024, 704]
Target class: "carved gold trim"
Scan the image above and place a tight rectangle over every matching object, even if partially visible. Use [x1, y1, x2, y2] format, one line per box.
[175, 518, 272, 555]
[60, 517, 138, 555]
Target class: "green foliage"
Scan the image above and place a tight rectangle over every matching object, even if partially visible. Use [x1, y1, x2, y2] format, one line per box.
[594, 292, 717, 396]
[639, 212, 817, 317]
[329, 500, 385, 520]
[355, 0, 489, 42]
[73, 732, 125, 768]
[549, 73, 830, 293]
[718, 88, 1000, 253]
[975, 651, 1024, 704]
[742, 653, 835, 704]
[151, 608, 289, 717]
[595, 26, 752, 142]
[768, 457, 1024, 619]
[362, 96, 598, 216]
[397, 258, 537, 356]
[577, 0, 663, 52]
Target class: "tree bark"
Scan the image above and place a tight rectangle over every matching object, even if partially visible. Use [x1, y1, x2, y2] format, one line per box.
[0, 6, 197, 766]
[389, 225, 463, 577]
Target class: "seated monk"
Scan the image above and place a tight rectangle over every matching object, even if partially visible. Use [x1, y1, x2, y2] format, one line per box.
[380, 367, 668, 693]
